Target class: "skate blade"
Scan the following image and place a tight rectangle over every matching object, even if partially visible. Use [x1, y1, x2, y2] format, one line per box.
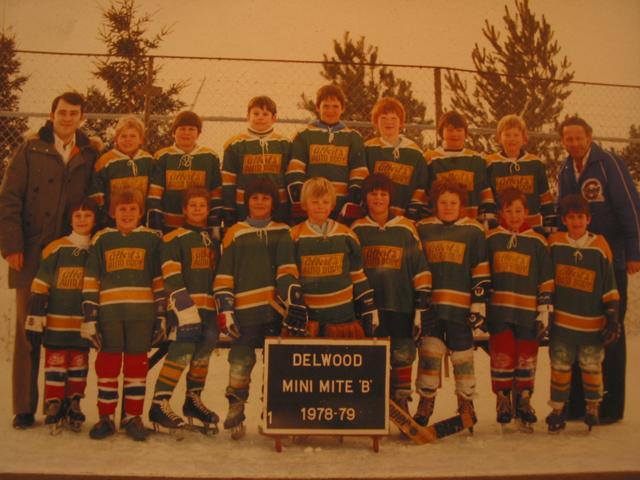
[186, 417, 219, 436]
[152, 422, 185, 441]
[230, 424, 246, 440]
[67, 421, 83, 433]
[517, 420, 534, 433]
[49, 423, 64, 436]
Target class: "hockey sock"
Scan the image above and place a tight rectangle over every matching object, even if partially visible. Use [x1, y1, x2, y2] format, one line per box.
[44, 348, 68, 403]
[580, 363, 604, 404]
[451, 348, 475, 399]
[550, 362, 572, 405]
[123, 353, 148, 416]
[66, 350, 89, 398]
[228, 345, 256, 392]
[186, 356, 211, 393]
[390, 337, 416, 397]
[416, 336, 446, 397]
[153, 341, 194, 399]
[96, 351, 123, 416]
[489, 329, 516, 393]
[515, 339, 539, 392]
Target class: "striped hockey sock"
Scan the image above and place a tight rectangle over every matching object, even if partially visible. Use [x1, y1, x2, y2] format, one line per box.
[123, 353, 148, 416]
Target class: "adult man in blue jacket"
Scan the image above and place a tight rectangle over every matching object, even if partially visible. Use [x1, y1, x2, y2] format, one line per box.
[557, 116, 640, 424]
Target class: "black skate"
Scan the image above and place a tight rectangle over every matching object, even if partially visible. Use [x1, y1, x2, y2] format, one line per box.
[413, 396, 435, 427]
[183, 391, 219, 435]
[514, 390, 537, 433]
[89, 415, 116, 440]
[122, 415, 149, 442]
[149, 400, 186, 440]
[224, 398, 246, 440]
[457, 395, 476, 434]
[12, 413, 35, 430]
[45, 399, 66, 435]
[66, 395, 85, 432]
[496, 390, 513, 428]
[584, 401, 600, 432]
[546, 407, 566, 433]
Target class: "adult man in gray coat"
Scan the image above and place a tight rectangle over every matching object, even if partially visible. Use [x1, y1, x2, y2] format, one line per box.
[0, 92, 100, 428]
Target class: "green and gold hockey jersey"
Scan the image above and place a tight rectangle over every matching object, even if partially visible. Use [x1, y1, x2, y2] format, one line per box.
[484, 151, 555, 229]
[290, 220, 373, 325]
[162, 224, 218, 324]
[425, 147, 495, 219]
[31, 234, 91, 349]
[148, 145, 222, 229]
[351, 215, 431, 314]
[416, 217, 490, 325]
[213, 221, 299, 327]
[222, 129, 290, 222]
[286, 121, 368, 213]
[548, 232, 619, 345]
[364, 136, 429, 217]
[83, 226, 164, 324]
[487, 226, 554, 327]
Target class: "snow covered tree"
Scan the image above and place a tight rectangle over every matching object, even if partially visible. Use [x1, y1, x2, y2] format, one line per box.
[0, 32, 29, 182]
[85, 0, 186, 152]
[301, 32, 428, 142]
[445, 0, 574, 159]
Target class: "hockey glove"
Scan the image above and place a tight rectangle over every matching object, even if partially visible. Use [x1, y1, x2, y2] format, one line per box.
[356, 290, 380, 338]
[218, 311, 240, 339]
[478, 212, 499, 230]
[602, 302, 621, 347]
[207, 207, 222, 242]
[468, 303, 487, 335]
[543, 214, 559, 237]
[535, 292, 553, 340]
[151, 316, 168, 347]
[81, 301, 102, 350]
[282, 284, 308, 337]
[169, 288, 202, 343]
[287, 182, 306, 224]
[25, 293, 48, 352]
[147, 209, 164, 233]
[222, 209, 238, 230]
[405, 202, 430, 222]
[336, 202, 364, 226]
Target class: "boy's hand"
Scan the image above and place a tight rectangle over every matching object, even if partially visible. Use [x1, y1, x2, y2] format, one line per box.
[6, 252, 23, 271]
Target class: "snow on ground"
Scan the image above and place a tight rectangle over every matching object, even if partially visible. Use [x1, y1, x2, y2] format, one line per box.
[0, 262, 639, 478]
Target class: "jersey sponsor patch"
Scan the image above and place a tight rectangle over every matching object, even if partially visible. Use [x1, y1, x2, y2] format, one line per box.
[436, 170, 475, 191]
[190, 247, 212, 269]
[581, 179, 605, 202]
[362, 245, 403, 269]
[492, 251, 531, 276]
[105, 248, 146, 272]
[555, 264, 596, 293]
[55, 267, 85, 290]
[425, 240, 466, 264]
[300, 253, 344, 277]
[166, 170, 206, 191]
[309, 145, 349, 167]
[110, 176, 149, 197]
[495, 175, 534, 194]
[373, 161, 414, 185]
[242, 153, 282, 174]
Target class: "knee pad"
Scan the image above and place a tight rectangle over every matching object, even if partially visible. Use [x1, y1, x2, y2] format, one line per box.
[450, 348, 475, 398]
[391, 338, 416, 368]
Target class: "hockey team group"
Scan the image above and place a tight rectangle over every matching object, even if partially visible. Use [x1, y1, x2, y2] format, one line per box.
[1, 83, 638, 444]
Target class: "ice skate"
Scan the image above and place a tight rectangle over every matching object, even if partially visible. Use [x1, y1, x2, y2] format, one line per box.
[149, 399, 186, 440]
[66, 395, 85, 432]
[224, 398, 246, 440]
[12, 413, 35, 430]
[121, 415, 149, 442]
[44, 399, 66, 435]
[89, 415, 116, 440]
[545, 407, 566, 434]
[514, 390, 537, 433]
[496, 390, 512, 430]
[584, 401, 600, 432]
[183, 391, 219, 435]
[413, 396, 435, 427]
[457, 395, 476, 434]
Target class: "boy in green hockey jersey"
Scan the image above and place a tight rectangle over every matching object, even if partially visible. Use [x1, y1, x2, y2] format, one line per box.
[414, 179, 490, 426]
[286, 84, 368, 224]
[148, 187, 220, 433]
[81, 188, 165, 441]
[364, 98, 429, 221]
[148, 111, 223, 238]
[222, 96, 290, 226]
[425, 111, 496, 226]
[485, 115, 556, 234]
[545, 194, 620, 433]
[214, 178, 306, 439]
[486, 188, 554, 429]
[291, 177, 378, 338]
[26, 198, 98, 432]
[89, 116, 154, 228]
[351, 174, 431, 413]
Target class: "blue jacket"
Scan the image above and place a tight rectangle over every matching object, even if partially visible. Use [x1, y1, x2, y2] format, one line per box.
[557, 142, 640, 271]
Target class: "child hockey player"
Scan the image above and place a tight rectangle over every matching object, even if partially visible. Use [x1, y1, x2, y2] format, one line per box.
[364, 98, 429, 221]
[290, 176, 378, 338]
[285, 84, 368, 224]
[486, 188, 554, 430]
[214, 178, 306, 439]
[26, 198, 98, 433]
[351, 174, 431, 413]
[148, 111, 222, 237]
[425, 111, 496, 226]
[148, 187, 220, 435]
[545, 194, 620, 432]
[82, 187, 165, 441]
[485, 115, 556, 234]
[88, 115, 154, 228]
[222, 96, 290, 226]
[414, 178, 490, 426]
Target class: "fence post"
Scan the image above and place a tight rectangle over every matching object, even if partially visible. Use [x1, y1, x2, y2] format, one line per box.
[434, 67, 443, 128]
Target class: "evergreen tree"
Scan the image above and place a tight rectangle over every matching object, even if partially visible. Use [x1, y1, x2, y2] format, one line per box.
[619, 124, 640, 183]
[445, 0, 574, 160]
[0, 32, 29, 182]
[85, 0, 186, 152]
[300, 32, 428, 143]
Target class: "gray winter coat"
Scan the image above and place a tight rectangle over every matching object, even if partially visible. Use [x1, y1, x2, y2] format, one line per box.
[0, 121, 100, 288]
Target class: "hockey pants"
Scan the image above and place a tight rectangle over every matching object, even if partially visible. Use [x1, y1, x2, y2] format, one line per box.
[96, 351, 148, 417]
[489, 322, 539, 393]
